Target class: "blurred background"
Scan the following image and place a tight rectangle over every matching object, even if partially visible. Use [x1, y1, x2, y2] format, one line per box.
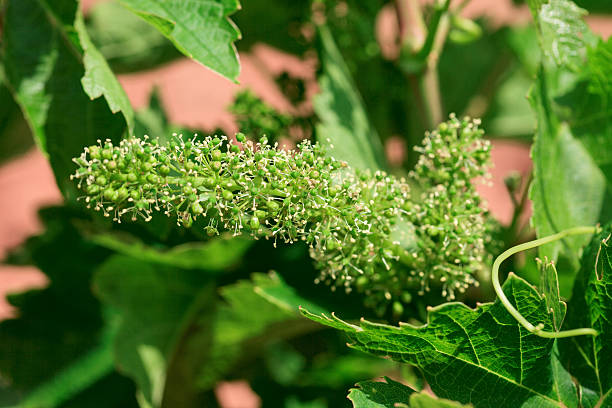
[1, 0, 610, 406]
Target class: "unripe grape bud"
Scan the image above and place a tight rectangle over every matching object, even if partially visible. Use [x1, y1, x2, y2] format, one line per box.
[72, 118, 494, 314]
[222, 190, 234, 201]
[104, 188, 118, 201]
[191, 202, 204, 215]
[96, 175, 108, 186]
[89, 146, 101, 160]
[102, 149, 112, 160]
[159, 165, 170, 176]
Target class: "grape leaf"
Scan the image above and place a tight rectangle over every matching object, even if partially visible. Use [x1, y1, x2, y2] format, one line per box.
[347, 377, 414, 408]
[94, 262, 320, 406]
[93, 255, 215, 408]
[313, 24, 386, 172]
[17, 325, 115, 408]
[0, 207, 108, 391]
[322, 1, 411, 148]
[302, 274, 578, 408]
[347, 377, 476, 407]
[408, 393, 471, 408]
[527, 0, 610, 267]
[133, 88, 173, 142]
[85, 1, 181, 74]
[0, 206, 138, 407]
[559, 224, 612, 406]
[558, 37, 612, 188]
[536, 0, 589, 69]
[116, 0, 241, 82]
[528, 111, 605, 266]
[0, 74, 34, 164]
[299, 354, 394, 390]
[1, 0, 127, 194]
[90, 232, 252, 271]
[232, 0, 310, 54]
[197, 272, 322, 389]
[536, 257, 566, 331]
[75, 10, 135, 133]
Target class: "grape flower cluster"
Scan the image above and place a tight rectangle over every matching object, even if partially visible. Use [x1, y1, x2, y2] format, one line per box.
[72, 115, 493, 312]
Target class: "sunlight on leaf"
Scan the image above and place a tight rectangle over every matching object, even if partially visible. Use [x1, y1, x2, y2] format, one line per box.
[313, 25, 387, 172]
[117, 0, 241, 82]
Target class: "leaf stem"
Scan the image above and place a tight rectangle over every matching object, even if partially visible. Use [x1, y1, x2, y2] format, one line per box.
[416, 0, 450, 62]
[417, 0, 450, 128]
[492, 226, 599, 338]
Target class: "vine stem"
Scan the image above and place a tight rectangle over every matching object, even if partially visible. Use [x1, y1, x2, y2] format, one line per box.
[418, 0, 450, 128]
[394, 0, 425, 51]
[492, 226, 599, 338]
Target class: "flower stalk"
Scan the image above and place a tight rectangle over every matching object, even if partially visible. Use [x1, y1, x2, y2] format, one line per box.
[73, 115, 493, 312]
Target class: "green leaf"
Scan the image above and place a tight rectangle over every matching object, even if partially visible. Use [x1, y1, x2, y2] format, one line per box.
[0, 75, 34, 164]
[116, 0, 241, 82]
[75, 10, 135, 133]
[160, 284, 217, 407]
[0, 207, 109, 392]
[253, 271, 329, 316]
[0, 206, 138, 407]
[533, 0, 589, 69]
[302, 274, 578, 408]
[313, 24, 386, 172]
[198, 272, 320, 389]
[231, 0, 310, 54]
[505, 25, 540, 76]
[527, 0, 611, 267]
[347, 377, 414, 408]
[438, 25, 511, 125]
[300, 354, 395, 389]
[93, 255, 215, 408]
[550, 342, 580, 408]
[528, 112, 605, 266]
[90, 232, 252, 271]
[348, 378, 471, 408]
[557, 37, 612, 188]
[263, 341, 306, 386]
[1, 0, 127, 193]
[85, 1, 181, 73]
[216, 272, 323, 345]
[482, 67, 535, 138]
[559, 223, 612, 403]
[408, 393, 471, 408]
[537, 257, 567, 331]
[17, 325, 115, 408]
[320, 1, 412, 148]
[133, 88, 172, 141]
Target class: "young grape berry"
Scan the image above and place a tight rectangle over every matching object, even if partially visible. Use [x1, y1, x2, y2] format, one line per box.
[72, 115, 494, 313]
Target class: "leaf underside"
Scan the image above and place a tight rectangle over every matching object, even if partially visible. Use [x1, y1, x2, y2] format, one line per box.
[117, 0, 242, 82]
